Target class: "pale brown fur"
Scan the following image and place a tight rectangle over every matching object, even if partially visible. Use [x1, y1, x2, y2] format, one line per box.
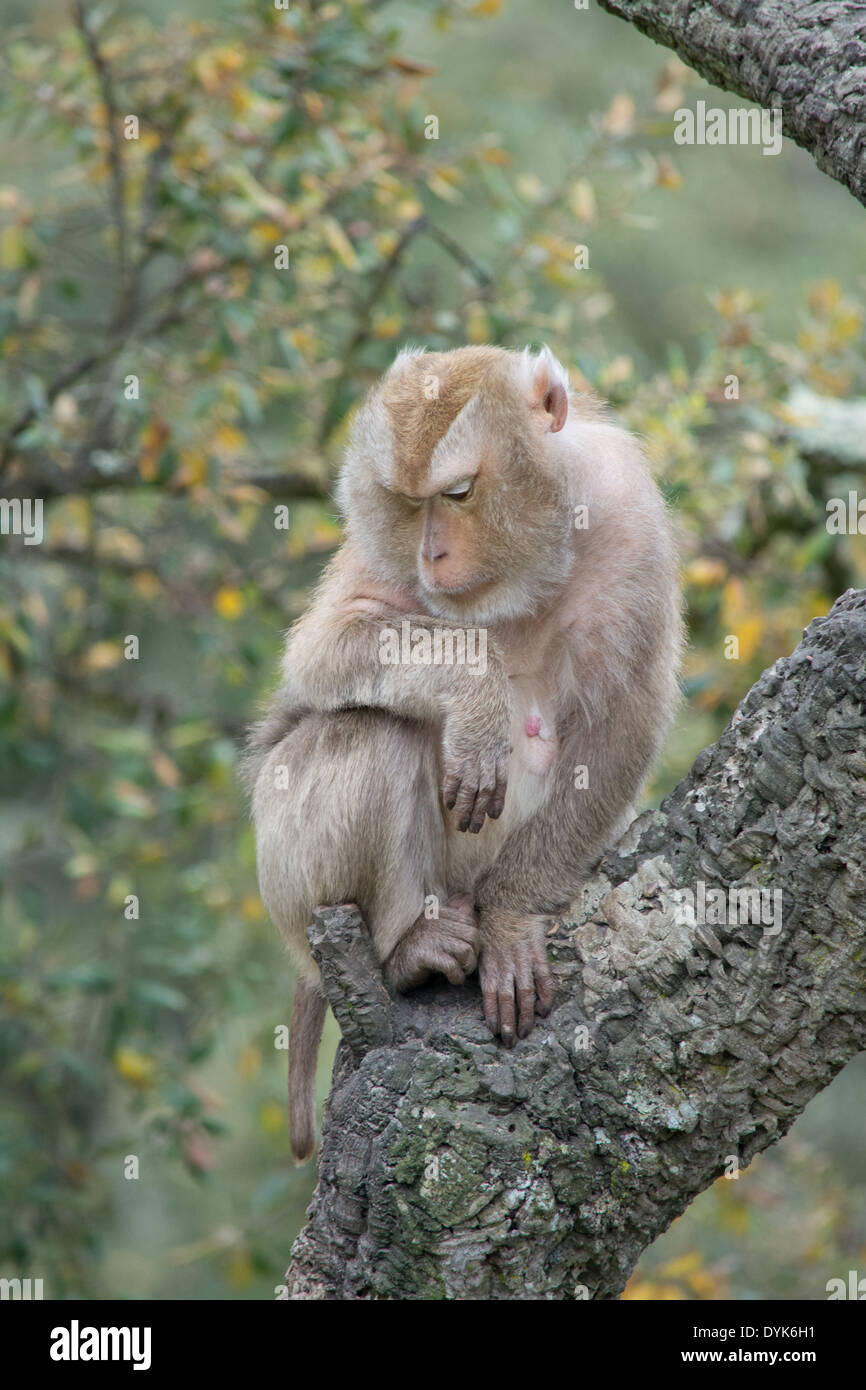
[248, 344, 682, 1161]
[381, 345, 509, 488]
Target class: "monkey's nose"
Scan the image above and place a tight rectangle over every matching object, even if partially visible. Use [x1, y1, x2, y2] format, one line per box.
[423, 543, 448, 564]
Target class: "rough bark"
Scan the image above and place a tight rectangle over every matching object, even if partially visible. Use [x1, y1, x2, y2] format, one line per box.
[285, 589, 866, 1300]
[597, 0, 866, 208]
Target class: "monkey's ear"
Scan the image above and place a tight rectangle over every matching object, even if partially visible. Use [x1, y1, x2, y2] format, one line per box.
[522, 345, 569, 433]
[388, 343, 427, 375]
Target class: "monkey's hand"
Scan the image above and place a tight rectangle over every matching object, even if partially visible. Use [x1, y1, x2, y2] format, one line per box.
[385, 894, 479, 992]
[478, 917, 555, 1047]
[441, 685, 512, 833]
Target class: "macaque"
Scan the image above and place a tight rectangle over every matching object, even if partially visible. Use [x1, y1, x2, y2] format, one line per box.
[248, 344, 682, 1162]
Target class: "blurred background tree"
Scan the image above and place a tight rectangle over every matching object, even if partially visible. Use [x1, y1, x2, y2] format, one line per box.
[1, 0, 864, 1299]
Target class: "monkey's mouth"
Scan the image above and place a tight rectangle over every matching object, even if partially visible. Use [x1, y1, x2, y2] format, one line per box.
[421, 572, 495, 601]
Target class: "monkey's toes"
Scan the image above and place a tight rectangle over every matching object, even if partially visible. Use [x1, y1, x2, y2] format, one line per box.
[479, 936, 554, 1047]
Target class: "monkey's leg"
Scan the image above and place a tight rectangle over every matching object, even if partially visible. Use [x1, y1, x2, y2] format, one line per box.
[254, 708, 456, 977]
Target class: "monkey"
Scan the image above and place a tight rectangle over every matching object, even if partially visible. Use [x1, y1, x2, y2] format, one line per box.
[247, 343, 682, 1162]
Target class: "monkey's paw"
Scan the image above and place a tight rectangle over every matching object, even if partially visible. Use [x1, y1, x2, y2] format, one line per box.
[441, 724, 511, 833]
[385, 894, 479, 992]
[479, 922, 555, 1047]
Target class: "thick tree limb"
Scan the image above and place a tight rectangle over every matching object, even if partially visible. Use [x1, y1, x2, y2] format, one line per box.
[597, 0, 866, 208]
[287, 589, 866, 1299]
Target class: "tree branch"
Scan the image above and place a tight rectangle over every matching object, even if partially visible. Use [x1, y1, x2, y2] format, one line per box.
[72, 1, 132, 325]
[287, 589, 866, 1299]
[597, 0, 866, 207]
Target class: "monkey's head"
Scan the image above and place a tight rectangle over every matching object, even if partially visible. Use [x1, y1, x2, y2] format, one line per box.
[337, 345, 575, 624]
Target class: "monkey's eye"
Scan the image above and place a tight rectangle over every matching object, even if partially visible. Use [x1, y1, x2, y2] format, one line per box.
[442, 478, 474, 501]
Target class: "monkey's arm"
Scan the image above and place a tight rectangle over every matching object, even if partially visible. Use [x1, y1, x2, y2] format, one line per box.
[270, 547, 515, 831]
[474, 689, 667, 1043]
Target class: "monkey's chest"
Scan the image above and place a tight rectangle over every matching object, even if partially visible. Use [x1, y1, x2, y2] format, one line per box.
[510, 678, 559, 777]
[444, 681, 558, 886]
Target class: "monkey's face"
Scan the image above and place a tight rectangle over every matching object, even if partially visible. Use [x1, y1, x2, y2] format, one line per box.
[339, 355, 575, 624]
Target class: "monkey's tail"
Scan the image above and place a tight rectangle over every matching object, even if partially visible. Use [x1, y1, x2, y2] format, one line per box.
[289, 976, 327, 1165]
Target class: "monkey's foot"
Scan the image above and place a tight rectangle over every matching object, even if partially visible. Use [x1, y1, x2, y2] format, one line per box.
[385, 894, 479, 992]
[479, 920, 555, 1048]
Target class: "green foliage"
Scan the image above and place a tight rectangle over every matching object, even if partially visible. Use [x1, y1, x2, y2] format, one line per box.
[0, 0, 864, 1298]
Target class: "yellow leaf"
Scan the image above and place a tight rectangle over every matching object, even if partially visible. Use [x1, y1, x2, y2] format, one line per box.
[516, 173, 543, 203]
[734, 616, 763, 662]
[64, 587, 87, 613]
[465, 303, 490, 344]
[686, 557, 726, 588]
[322, 216, 360, 271]
[477, 146, 512, 166]
[688, 1268, 727, 1298]
[112, 780, 158, 816]
[114, 1047, 156, 1087]
[81, 640, 123, 672]
[176, 449, 208, 488]
[0, 224, 27, 270]
[660, 1250, 702, 1278]
[568, 179, 597, 223]
[373, 315, 402, 339]
[213, 424, 245, 458]
[469, 0, 502, 14]
[214, 586, 244, 620]
[230, 85, 252, 117]
[302, 90, 324, 120]
[137, 841, 168, 863]
[807, 279, 841, 317]
[426, 172, 462, 203]
[622, 1279, 686, 1300]
[603, 93, 636, 137]
[151, 751, 182, 789]
[227, 1249, 254, 1288]
[655, 155, 683, 189]
[132, 570, 161, 600]
[97, 528, 145, 562]
[260, 1102, 285, 1135]
[237, 1042, 262, 1079]
[241, 894, 267, 922]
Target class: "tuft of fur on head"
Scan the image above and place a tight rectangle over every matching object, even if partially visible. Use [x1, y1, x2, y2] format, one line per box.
[337, 345, 576, 624]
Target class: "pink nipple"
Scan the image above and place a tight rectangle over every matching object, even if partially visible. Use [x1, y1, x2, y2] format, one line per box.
[525, 714, 542, 738]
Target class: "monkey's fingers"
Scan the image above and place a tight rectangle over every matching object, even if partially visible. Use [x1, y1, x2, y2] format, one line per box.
[425, 946, 469, 987]
[533, 944, 555, 1017]
[438, 913, 479, 975]
[481, 957, 518, 1047]
[452, 941, 478, 975]
[438, 913, 480, 945]
[444, 891, 476, 915]
[483, 756, 508, 823]
[442, 767, 463, 811]
[468, 760, 498, 833]
[481, 961, 500, 1040]
[515, 952, 538, 1040]
[452, 757, 483, 832]
[497, 974, 517, 1048]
